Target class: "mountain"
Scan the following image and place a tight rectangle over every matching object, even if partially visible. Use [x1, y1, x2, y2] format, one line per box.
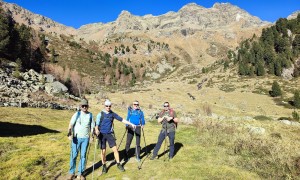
[0, 0, 274, 87]
[0, 0, 76, 35]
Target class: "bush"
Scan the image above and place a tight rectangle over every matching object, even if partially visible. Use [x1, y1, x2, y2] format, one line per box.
[292, 110, 300, 121]
[270, 81, 282, 97]
[294, 91, 300, 108]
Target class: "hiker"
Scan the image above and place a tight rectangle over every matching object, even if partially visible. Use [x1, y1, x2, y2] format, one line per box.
[124, 100, 145, 162]
[150, 102, 179, 160]
[95, 99, 136, 174]
[67, 99, 95, 180]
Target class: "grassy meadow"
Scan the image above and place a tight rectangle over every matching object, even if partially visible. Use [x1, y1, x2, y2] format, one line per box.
[1, 106, 300, 179]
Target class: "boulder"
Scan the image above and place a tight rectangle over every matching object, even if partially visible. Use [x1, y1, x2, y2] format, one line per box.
[248, 126, 266, 135]
[44, 74, 56, 83]
[45, 81, 68, 94]
[280, 120, 300, 126]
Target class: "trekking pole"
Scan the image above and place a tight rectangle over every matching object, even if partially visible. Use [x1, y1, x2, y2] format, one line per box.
[117, 127, 128, 150]
[141, 125, 148, 155]
[163, 120, 168, 162]
[92, 138, 98, 180]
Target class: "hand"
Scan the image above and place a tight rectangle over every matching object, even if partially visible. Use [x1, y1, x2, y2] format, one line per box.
[141, 125, 144, 129]
[131, 124, 136, 129]
[68, 135, 73, 141]
[95, 129, 100, 136]
[166, 117, 172, 121]
[90, 136, 94, 142]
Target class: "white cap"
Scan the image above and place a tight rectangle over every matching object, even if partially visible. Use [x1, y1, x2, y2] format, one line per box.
[104, 99, 112, 106]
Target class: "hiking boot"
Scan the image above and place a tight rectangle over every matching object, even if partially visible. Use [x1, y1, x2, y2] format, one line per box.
[123, 153, 130, 162]
[67, 174, 75, 180]
[150, 155, 157, 160]
[136, 157, 141, 162]
[102, 164, 107, 174]
[117, 163, 125, 172]
[79, 175, 85, 180]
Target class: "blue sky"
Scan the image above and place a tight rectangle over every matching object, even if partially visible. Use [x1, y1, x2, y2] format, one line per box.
[4, 0, 300, 29]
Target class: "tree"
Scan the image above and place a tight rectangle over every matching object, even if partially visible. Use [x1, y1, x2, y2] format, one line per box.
[0, 8, 10, 57]
[126, 46, 130, 52]
[256, 61, 265, 76]
[294, 91, 300, 109]
[270, 81, 282, 97]
[51, 48, 56, 63]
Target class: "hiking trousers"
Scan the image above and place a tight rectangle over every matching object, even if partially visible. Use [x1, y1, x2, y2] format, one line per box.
[152, 130, 175, 158]
[69, 137, 89, 175]
[125, 126, 141, 157]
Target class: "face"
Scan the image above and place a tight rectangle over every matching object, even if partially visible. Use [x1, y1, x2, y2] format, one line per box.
[133, 101, 139, 109]
[163, 103, 169, 110]
[81, 105, 88, 112]
[105, 104, 112, 111]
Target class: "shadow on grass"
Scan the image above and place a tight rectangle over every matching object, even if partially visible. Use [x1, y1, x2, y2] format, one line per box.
[158, 142, 183, 158]
[0, 121, 59, 137]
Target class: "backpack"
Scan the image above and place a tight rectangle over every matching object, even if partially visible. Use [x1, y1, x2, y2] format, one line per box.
[159, 108, 177, 128]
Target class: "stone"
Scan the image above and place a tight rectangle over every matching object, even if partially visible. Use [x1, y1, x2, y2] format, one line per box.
[44, 74, 56, 83]
[248, 126, 265, 135]
[45, 81, 68, 94]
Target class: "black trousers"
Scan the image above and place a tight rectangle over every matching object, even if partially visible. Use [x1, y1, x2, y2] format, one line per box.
[125, 126, 141, 157]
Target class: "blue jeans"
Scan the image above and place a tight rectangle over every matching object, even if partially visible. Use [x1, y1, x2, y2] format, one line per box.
[69, 137, 89, 175]
[152, 130, 175, 158]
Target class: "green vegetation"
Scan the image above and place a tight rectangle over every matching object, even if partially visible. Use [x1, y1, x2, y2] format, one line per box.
[1, 107, 300, 179]
[294, 90, 300, 108]
[233, 14, 300, 77]
[270, 80, 282, 97]
[0, 7, 44, 72]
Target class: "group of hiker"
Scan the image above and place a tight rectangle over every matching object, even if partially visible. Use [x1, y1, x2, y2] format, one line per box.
[67, 99, 179, 180]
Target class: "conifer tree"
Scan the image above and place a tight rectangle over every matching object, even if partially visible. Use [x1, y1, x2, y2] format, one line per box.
[294, 91, 300, 109]
[0, 8, 10, 57]
[270, 81, 282, 97]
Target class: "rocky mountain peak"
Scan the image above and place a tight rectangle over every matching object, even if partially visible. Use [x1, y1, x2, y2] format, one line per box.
[118, 10, 132, 18]
[179, 3, 204, 12]
[287, 11, 300, 20]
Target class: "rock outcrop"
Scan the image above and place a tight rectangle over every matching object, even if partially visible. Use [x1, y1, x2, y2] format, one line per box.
[0, 66, 79, 109]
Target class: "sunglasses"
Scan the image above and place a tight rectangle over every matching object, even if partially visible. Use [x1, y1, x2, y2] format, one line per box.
[105, 105, 111, 107]
[133, 104, 139, 106]
[164, 105, 169, 107]
[81, 105, 88, 108]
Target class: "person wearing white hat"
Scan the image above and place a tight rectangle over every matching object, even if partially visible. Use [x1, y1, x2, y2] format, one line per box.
[95, 99, 136, 173]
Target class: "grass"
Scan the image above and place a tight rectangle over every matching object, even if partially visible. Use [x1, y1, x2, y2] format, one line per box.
[1, 107, 300, 179]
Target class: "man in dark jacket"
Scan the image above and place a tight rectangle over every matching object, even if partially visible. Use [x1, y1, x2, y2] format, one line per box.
[95, 99, 136, 174]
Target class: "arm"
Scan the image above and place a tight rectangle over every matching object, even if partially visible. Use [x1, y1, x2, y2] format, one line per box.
[67, 113, 77, 140]
[141, 111, 145, 126]
[121, 119, 136, 129]
[157, 116, 165, 124]
[95, 113, 101, 135]
[114, 112, 136, 128]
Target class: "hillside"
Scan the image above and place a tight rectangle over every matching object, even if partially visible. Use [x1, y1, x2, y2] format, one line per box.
[0, 1, 271, 91]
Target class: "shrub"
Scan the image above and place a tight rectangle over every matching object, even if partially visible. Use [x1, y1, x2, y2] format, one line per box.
[270, 81, 282, 97]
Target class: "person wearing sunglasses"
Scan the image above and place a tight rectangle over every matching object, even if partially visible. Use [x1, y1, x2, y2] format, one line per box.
[150, 102, 179, 160]
[95, 99, 136, 174]
[67, 99, 95, 180]
[124, 100, 145, 162]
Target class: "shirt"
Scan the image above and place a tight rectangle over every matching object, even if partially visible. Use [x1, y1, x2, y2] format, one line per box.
[69, 111, 95, 138]
[160, 110, 177, 133]
[126, 108, 145, 126]
[96, 110, 123, 134]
